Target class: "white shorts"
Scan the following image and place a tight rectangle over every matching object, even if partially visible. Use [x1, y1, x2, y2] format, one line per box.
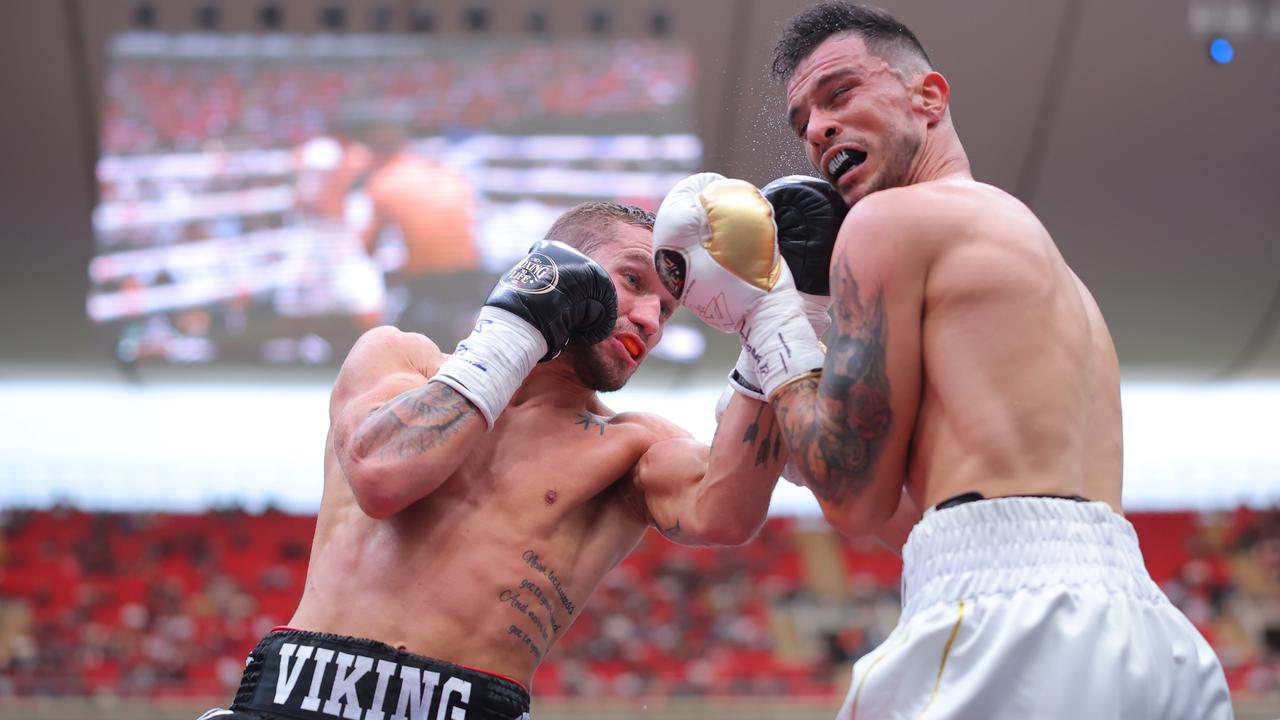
[837, 496, 1233, 720]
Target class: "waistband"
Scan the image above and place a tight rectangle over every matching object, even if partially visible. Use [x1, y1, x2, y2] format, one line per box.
[231, 629, 531, 720]
[900, 496, 1166, 622]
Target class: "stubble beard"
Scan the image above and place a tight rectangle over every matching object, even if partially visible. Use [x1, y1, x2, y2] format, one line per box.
[835, 123, 923, 205]
[563, 341, 632, 393]
[865, 123, 922, 197]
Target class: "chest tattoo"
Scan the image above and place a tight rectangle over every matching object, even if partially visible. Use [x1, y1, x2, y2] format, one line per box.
[574, 412, 609, 436]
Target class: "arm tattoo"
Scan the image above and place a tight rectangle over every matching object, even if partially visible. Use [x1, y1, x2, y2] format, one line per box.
[357, 382, 477, 459]
[776, 259, 892, 503]
[742, 404, 784, 468]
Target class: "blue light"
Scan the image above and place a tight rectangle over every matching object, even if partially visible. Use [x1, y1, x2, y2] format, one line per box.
[1209, 37, 1234, 65]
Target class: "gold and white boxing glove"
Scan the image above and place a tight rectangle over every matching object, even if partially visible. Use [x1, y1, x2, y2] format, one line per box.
[652, 172, 824, 399]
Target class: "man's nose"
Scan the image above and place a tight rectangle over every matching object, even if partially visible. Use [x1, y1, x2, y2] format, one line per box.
[628, 295, 662, 340]
[807, 110, 841, 148]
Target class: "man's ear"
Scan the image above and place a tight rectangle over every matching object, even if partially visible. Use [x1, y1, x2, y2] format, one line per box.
[914, 71, 950, 126]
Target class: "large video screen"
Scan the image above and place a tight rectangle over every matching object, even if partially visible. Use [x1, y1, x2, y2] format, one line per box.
[88, 33, 701, 364]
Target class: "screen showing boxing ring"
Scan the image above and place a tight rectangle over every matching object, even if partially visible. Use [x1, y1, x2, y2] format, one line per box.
[88, 32, 702, 364]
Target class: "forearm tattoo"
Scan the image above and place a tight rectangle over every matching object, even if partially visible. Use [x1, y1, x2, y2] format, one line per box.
[775, 260, 893, 504]
[357, 382, 477, 459]
[742, 403, 784, 468]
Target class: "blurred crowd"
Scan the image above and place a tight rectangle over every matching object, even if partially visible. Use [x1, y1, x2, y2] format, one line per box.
[2, 506, 1276, 699]
[103, 39, 692, 155]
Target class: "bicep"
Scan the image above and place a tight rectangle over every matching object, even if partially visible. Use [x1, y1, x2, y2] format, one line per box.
[827, 224, 924, 429]
[633, 435, 707, 539]
[809, 212, 924, 506]
[330, 327, 489, 516]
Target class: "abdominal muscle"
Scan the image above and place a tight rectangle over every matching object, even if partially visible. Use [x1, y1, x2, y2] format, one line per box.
[288, 424, 647, 687]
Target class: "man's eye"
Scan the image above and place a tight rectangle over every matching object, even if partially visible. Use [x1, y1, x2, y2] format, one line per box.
[625, 273, 642, 288]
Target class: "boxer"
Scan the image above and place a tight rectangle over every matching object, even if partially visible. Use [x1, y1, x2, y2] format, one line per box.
[201, 194, 835, 720]
[655, 4, 1235, 711]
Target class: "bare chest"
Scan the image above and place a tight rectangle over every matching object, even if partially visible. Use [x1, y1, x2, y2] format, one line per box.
[459, 408, 651, 515]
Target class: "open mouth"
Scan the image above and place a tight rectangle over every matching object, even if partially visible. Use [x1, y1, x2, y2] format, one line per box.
[619, 335, 644, 361]
[826, 147, 867, 182]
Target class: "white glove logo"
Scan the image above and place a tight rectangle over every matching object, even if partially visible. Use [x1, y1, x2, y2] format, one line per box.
[500, 253, 559, 295]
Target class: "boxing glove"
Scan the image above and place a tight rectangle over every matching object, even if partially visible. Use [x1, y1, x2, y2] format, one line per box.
[653, 173, 823, 399]
[432, 241, 617, 426]
[729, 175, 848, 397]
[763, 174, 846, 297]
[486, 240, 617, 361]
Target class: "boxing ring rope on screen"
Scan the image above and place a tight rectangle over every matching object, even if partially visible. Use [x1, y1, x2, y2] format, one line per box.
[89, 31, 703, 366]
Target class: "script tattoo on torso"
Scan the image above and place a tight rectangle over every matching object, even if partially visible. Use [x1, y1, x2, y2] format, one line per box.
[500, 550, 579, 661]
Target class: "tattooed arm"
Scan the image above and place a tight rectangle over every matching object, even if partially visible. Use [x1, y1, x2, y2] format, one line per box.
[330, 326, 487, 518]
[772, 195, 928, 533]
[627, 394, 787, 547]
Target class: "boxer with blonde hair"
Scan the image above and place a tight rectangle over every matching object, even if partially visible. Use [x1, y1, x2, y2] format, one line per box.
[199, 195, 841, 720]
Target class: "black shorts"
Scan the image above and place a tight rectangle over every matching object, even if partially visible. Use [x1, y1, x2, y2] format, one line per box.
[200, 629, 531, 720]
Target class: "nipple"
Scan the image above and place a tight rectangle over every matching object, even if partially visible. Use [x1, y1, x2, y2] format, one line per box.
[545, 490, 558, 505]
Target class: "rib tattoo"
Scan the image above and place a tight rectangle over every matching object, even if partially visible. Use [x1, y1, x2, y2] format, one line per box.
[775, 259, 892, 503]
[358, 383, 477, 459]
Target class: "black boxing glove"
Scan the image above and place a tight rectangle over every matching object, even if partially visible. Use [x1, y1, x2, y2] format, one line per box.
[431, 240, 617, 427]
[486, 240, 618, 361]
[762, 174, 848, 297]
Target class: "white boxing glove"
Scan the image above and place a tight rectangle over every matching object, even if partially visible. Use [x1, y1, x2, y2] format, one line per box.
[653, 173, 824, 399]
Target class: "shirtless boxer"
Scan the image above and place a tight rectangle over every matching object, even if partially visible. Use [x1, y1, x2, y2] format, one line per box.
[200, 200, 830, 720]
[651, 3, 1234, 717]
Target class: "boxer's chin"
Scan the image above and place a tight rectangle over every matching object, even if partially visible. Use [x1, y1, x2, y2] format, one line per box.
[564, 342, 633, 393]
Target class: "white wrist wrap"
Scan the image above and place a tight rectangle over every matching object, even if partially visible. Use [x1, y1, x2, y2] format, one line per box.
[728, 348, 766, 401]
[740, 269, 826, 399]
[729, 290, 829, 402]
[714, 383, 735, 423]
[798, 291, 833, 340]
[429, 306, 547, 428]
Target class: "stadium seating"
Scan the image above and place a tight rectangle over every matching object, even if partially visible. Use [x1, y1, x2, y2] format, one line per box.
[1, 507, 1276, 699]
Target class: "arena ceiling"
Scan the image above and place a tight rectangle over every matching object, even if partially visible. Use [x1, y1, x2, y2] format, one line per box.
[1, 0, 1277, 381]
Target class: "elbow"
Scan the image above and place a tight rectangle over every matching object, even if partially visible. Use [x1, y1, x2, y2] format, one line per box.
[336, 436, 406, 520]
[694, 509, 766, 547]
[345, 463, 403, 520]
[818, 484, 898, 538]
[334, 422, 410, 519]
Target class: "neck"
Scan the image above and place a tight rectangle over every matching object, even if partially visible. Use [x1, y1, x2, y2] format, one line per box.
[905, 123, 972, 185]
[509, 359, 596, 412]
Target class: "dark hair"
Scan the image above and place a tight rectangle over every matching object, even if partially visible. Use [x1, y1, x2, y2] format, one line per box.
[545, 202, 655, 258]
[772, 2, 932, 84]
